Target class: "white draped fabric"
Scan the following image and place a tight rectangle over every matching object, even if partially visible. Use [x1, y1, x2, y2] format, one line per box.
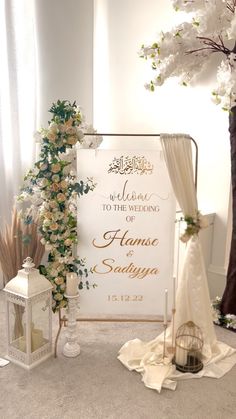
[160, 134, 216, 357]
[0, 0, 37, 229]
[118, 134, 236, 393]
[161, 134, 197, 217]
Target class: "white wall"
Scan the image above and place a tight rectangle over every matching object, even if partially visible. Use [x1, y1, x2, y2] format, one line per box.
[1, 0, 230, 296]
[0, 0, 94, 290]
[93, 0, 231, 297]
[35, 0, 94, 127]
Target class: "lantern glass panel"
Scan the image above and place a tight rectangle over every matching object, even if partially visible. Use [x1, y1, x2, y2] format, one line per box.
[8, 301, 26, 352]
[31, 296, 50, 352]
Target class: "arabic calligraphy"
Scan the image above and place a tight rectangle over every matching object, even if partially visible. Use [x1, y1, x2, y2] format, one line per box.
[108, 155, 153, 175]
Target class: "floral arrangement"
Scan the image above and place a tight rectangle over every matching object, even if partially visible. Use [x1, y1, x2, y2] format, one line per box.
[212, 296, 236, 330]
[179, 211, 209, 243]
[139, 0, 236, 111]
[17, 100, 102, 311]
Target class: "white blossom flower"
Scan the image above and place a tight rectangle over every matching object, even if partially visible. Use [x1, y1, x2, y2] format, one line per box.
[140, 0, 236, 111]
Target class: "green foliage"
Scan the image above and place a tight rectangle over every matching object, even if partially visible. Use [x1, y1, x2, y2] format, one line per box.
[18, 100, 97, 312]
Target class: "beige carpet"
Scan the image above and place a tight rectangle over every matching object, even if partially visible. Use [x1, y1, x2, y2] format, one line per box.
[0, 290, 236, 419]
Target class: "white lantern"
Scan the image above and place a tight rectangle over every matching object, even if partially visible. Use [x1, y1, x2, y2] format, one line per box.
[3, 257, 53, 369]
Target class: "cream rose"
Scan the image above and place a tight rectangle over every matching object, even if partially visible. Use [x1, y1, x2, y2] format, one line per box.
[51, 183, 59, 192]
[49, 200, 58, 208]
[60, 180, 68, 189]
[52, 174, 60, 183]
[65, 118, 73, 127]
[40, 163, 48, 171]
[67, 136, 77, 145]
[50, 234, 58, 242]
[59, 298, 67, 307]
[51, 163, 61, 173]
[45, 211, 53, 219]
[54, 276, 64, 286]
[47, 132, 56, 142]
[57, 193, 66, 202]
[54, 293, 63, 301]
[50, 222, 59, 231]
[64, 238, 72, 246]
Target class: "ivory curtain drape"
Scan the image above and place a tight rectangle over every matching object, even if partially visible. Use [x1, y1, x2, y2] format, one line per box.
[160, 134, 217, 357]
[0, 0, 37, 229]
[118, 134, 236, 393]
[160, 134, 197, 216]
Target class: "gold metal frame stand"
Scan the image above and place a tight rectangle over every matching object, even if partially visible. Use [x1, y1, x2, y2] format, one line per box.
[53, 132, 198, 357]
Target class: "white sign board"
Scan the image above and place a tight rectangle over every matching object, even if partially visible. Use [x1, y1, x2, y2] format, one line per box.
[77, 148, 175, 317]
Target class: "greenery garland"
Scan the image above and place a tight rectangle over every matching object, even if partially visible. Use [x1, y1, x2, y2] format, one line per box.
[17, 100, 102, 311]
[179, 211, 209, 243]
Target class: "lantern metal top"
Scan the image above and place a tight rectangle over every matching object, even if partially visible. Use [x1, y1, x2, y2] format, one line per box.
[4, 257, 52, 298]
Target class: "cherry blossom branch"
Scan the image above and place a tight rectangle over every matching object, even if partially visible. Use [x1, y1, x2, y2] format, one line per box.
[186, 35, 231, 56]
[227, 1, 236, 14]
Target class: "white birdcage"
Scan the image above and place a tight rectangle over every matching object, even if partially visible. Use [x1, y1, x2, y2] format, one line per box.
[4, 257, 53, 369]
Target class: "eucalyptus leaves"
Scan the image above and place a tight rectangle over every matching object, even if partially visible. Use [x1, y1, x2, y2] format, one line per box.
[18, 100, 102, 311]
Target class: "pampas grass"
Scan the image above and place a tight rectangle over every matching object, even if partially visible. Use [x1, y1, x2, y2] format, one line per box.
[0, 207, 45, 285]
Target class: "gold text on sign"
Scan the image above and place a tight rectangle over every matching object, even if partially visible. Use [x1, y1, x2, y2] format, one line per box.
[92, 229, 159, 248]
[109, 179, 156, 202]
[107, 295, 143, 302]
[92, 258, 159, 279]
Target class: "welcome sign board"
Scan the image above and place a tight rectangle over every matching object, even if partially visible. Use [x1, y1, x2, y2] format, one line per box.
[77, 148, 175, 317]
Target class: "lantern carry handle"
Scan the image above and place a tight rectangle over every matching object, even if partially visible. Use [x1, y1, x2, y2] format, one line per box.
[22, 257, 35, 271]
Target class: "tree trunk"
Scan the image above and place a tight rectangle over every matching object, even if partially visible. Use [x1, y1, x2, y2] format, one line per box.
[221, 105, 236, 315]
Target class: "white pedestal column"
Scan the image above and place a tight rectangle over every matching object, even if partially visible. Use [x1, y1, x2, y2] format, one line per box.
[63, 294, 80, 358]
